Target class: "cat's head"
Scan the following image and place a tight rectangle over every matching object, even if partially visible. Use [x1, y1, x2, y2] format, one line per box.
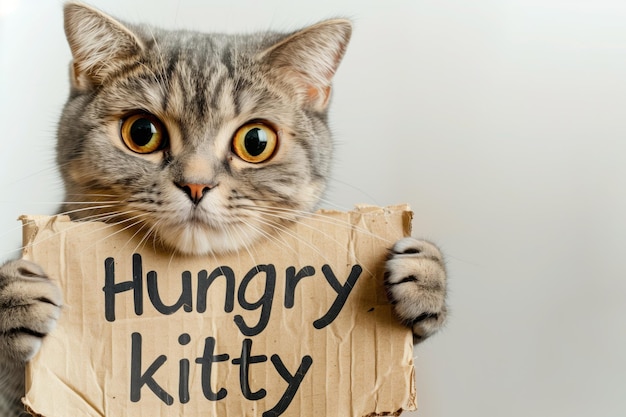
[57, 3, 351, 255]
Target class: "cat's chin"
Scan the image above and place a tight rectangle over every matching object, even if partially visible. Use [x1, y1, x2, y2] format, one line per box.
[156, 222, 262, 256]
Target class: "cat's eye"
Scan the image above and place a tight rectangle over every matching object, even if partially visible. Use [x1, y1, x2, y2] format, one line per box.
[120, 113, 168, 154]
[232, 122, 278, 163]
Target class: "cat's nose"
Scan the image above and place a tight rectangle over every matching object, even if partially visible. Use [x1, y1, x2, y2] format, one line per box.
[175, 182, 216, 205]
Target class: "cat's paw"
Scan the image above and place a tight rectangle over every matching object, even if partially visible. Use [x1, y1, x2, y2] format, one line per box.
[385, 238, 447, 343]
[0, 259, 62, 362]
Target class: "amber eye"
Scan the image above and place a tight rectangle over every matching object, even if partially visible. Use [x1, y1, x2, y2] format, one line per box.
[232, 122, 278, 163]
[120, 113, 168, 154]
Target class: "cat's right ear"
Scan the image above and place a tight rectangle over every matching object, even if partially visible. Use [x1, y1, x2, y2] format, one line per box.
[258, 19, 352, 112]
[63, 2, 143, 90]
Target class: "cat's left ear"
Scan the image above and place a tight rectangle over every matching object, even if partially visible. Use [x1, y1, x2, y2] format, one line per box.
[259, 19, 352, 111]
[63, 2, 144, 90]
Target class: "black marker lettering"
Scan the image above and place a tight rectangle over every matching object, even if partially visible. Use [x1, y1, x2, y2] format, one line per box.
[130, 332, 173, 405]
[103, 254, 143, 322]
[284, 266, 315, 308]
[195, 337, 229, 401]
[313, 264, 363, 329]
[147, 270, 193, 315]
[178, 333, 191, 404]
[231, 338, 267, 400]
[197, 267, 235, 313]
[234, 265, 276, 336]
[263, 355, 313, 417]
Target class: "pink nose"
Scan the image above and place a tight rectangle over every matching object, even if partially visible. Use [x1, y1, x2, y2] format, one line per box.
[175, 182, 215, 205]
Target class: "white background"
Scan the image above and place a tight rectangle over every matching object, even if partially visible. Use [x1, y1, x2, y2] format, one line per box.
[1, 0, 626, 416]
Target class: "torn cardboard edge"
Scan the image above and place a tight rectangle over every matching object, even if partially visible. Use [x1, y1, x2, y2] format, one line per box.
[21, 204, 417, 417]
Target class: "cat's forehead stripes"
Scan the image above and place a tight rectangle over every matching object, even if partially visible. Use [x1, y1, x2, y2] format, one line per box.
[135, 38, 254, 139]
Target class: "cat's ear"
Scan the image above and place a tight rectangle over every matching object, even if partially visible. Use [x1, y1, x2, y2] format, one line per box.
[259, 19, 352, 111]
[63, 2, 144, 90]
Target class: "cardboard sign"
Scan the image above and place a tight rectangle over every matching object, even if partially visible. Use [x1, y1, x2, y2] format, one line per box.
[21, 205, 416, 417]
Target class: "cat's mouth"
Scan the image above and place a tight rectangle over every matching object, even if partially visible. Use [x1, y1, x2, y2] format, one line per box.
[152, 207, 260, 255]
[182, 204, 238, 228]
[186, 210, 210, 224]
[159, 221, 262, 256]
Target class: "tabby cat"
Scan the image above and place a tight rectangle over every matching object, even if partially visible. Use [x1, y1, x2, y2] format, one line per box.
[0, 3, 447, 416]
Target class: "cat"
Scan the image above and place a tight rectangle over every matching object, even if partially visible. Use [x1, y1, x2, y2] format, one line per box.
[0, 2, 447, 416]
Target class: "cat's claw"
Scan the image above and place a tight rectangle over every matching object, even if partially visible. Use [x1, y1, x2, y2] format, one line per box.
[0, 259, 62, 362]
[385, 238, 447, 343]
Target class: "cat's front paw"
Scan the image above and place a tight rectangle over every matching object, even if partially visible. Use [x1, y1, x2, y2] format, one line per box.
[385, 238, 447, 343]
[0, 259, 62, 362]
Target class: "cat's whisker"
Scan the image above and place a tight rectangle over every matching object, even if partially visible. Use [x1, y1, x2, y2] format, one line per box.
[57, 200, 123, 205]
[0, 200, 120, 206]
[0, 246, 24, 259]
[63, 191, 121, 198]
[76, 212, 155, 254]
[54, 204, 120, 218]
[151, 223, 161, 253]
[225, 221, 260, 267]
[133, 219, 163, 255]
[249, 216, 338, 268]
[110, 218, 154, 257]
[166, 239, 178, 270]
[65, 193, 120, 198]
[316, 196, 355, 212]
[53, 199, 127, 218]
[250, 214, 378, 278]
[130, 218, 175, 258]
[236, 218, 305, 262]
[13, 210, 150, 258]
[237, 205, 341, 239]
[59, 209, 139, 224]
[326, 177, 382, 206]
[259, 217, 382, 279]
[239, 204, 396, 246]
[0, 165, 60, 188]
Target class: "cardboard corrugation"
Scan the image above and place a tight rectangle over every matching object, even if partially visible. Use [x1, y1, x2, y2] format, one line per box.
[21, 205, 417, 417]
